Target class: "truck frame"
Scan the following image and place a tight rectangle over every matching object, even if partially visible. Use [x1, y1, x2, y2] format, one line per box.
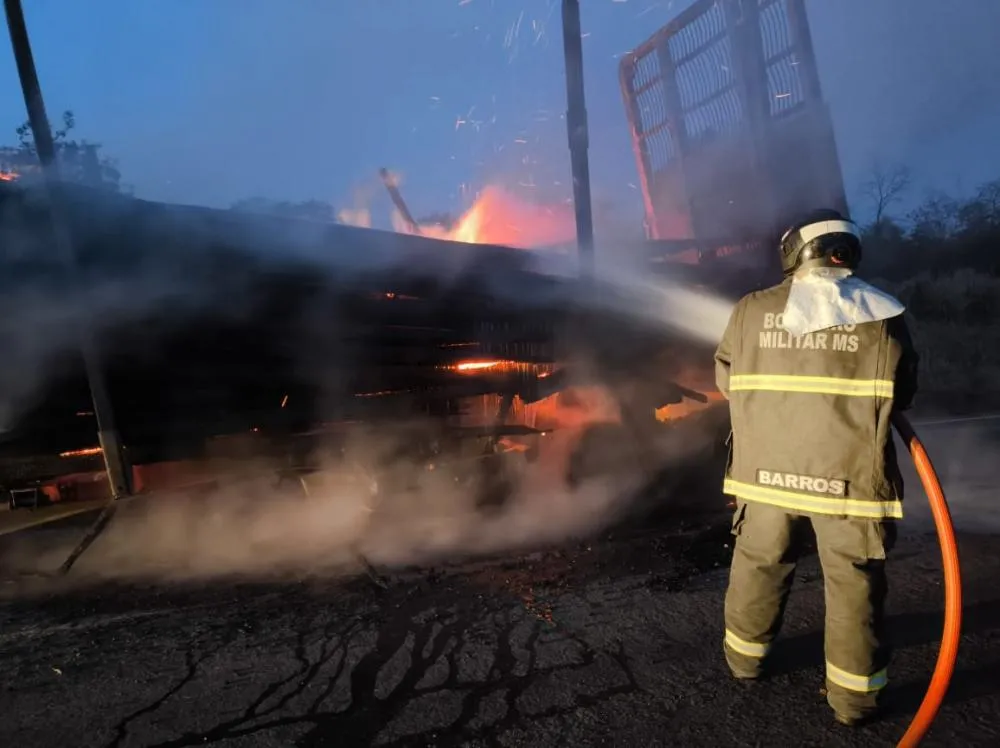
[619, 0, 847, 254]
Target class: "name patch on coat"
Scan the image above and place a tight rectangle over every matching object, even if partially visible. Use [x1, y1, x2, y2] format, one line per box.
[756, 469, 847, 497]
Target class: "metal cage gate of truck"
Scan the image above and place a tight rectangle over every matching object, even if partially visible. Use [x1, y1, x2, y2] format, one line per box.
[619, 0, 848, 251]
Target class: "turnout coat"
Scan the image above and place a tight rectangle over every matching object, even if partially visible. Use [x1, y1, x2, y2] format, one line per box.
[714, 277, 919, 520]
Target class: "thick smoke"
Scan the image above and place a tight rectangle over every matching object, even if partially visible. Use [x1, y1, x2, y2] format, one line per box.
[0, 174, 739, 586]
[0, 3, 778, 588]
[5, 402, 729, 584]
[0, 187, 214, 431]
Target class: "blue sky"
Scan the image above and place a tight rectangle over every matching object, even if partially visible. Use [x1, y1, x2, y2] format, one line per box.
[1, 0, 998, 229]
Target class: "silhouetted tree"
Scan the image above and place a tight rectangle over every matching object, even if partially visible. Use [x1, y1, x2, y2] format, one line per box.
[860, 160, 910, 233]
[956, 178, 1000, 235]
[861, 173, 1000, 282]
[0, 109, 123, 191]
[909, 192, 961, 245]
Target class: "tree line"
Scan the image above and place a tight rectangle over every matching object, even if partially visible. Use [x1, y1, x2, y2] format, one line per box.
[858, 162, 1000, 281]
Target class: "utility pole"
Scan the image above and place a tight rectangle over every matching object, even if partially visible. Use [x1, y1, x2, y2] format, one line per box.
[560, 0, 595, 281]
[4, 0, 131, 498]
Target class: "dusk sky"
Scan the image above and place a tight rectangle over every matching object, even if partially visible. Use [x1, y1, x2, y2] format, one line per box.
[1, 0, 997, 230]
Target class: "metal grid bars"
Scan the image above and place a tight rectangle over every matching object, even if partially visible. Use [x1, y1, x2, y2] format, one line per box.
[620, 0, 824, 245]
[758, 0, 806, 116]
[666, 1, 743, 143]
[625, 47, 677, 175]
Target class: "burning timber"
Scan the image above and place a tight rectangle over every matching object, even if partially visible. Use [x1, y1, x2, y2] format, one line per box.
[0, 182, 766, 509]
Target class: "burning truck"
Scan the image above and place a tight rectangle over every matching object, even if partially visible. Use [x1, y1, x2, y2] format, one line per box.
[0, 176, 742, 513]
[0, 0, 844, 520]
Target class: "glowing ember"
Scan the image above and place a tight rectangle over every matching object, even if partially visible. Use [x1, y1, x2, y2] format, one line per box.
[59, 446, 103, 458]
[454, 360, 502, 372]
[449, 360, 543, 374]
[0, 170, 19, 182]
[399, 185, 577, 249]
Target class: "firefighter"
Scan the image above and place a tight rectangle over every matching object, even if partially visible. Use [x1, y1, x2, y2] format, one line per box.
[713, 209, 919, 726]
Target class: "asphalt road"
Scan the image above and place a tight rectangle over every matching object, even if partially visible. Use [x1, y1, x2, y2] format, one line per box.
[0, 416, 998, 747]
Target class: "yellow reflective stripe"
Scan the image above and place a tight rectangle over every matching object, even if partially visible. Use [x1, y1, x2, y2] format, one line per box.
[826, 662, 889, 693]
[729, 374, 894, 398]
[724, 479, 903, 520]
[725, 629, 770, 658]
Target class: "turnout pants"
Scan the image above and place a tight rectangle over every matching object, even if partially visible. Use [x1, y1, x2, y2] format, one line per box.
[723, 500, 895, 720]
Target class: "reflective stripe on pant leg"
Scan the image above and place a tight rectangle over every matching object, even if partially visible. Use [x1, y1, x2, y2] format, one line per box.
[811, 516, 892, 718]
[826, 662, 888, 693]
[725, 629, 770, 658]
[723, 501, 799, 677]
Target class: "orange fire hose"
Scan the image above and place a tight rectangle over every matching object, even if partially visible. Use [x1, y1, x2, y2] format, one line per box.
[892, 413, 962, 748]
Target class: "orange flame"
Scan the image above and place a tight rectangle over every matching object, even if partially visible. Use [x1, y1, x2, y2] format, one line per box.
[654, 390, 726, 422]
[391, 181, 722, 434]
[0, 170, 19, 182]
[403, 185, 577, 249]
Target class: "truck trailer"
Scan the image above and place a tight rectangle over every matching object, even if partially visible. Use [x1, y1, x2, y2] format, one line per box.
[0, 0, 843, 517]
